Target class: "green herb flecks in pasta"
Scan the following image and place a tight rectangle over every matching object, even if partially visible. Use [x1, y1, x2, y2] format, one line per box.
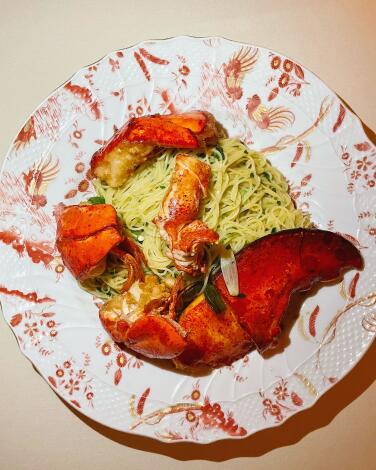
[84, 138, 311, 298]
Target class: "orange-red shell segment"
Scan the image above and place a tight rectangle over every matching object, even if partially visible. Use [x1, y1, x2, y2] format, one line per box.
[55, 204, 123, 280]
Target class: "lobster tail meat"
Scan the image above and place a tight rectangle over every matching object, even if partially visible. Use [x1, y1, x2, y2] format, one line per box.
[90, 111, 220, 187]
[154, 154, 219, 275]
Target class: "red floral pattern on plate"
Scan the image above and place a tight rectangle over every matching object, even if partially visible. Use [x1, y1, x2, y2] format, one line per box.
[260, 378, 304, 424]
[267, 53, 309, 98]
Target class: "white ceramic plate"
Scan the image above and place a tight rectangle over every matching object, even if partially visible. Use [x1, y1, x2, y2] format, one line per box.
[1, 36, 375, 443]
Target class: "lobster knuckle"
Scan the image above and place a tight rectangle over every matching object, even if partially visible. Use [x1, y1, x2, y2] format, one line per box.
[56, 228, 121, 280]
[55, 204, 123, 280]
[125, 315, 187, 359]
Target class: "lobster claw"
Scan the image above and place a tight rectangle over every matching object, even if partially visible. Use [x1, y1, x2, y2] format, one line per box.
[99, 276, 187, 359]
[55, 204, 123, 280]
[214, 228, 364, 351]
[174, 228, 363, 368]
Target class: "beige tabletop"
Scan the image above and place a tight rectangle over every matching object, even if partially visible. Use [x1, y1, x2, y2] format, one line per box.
[0, 1, 375, 469]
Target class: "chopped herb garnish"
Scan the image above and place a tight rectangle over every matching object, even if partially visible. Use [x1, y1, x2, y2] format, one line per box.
[175, 281, 204, 319]
[262, 172, 272, 181]
[271, 227, 277, 233]
[214, 146, 225, 160]
[204, 284, 226, 314]
[88, 196, 105, 205]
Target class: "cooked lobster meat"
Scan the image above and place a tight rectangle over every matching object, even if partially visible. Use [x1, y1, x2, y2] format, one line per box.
[99, 275, 187, 359]
[90, 111, 220, 187]
[55, 204, 145, 288]
[96, 228, 362, 369]
[154, 154, 219, 275]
